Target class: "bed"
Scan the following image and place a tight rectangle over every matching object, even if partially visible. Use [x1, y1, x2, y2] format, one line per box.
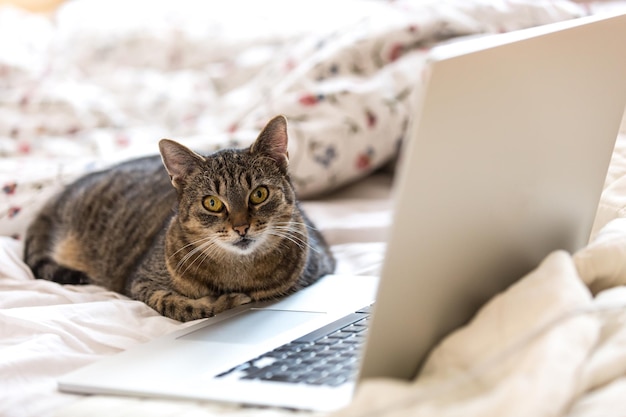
[2, 0, 626, 416]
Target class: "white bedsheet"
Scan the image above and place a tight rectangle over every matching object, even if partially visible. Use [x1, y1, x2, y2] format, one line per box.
[3, 1, 626, 417]
[0, 172, 393, 417]
[43, 127, 626, 417]
[34, 128, 626, 417]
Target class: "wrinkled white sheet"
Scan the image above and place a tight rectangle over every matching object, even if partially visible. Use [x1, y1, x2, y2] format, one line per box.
[3, 1, 626, 417]
[334, 216, 626, 417]
[0, 173, 393, 417]
[50, 131, 626, 417]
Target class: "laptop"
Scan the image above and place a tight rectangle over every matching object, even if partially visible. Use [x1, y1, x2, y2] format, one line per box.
[58, 12, 626, 411]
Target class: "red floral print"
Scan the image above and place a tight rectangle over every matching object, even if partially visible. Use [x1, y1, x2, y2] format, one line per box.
[388, 43, 404, 62]
[356, 148, 375, 170]
[299, 94, 320, 106]
[365, 109, 377, 128]
[2, 183, 16, 195]
[8, 206, 21, 218]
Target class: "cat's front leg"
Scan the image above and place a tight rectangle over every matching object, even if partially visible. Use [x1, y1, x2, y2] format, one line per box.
[166, 291, 251, 322]
[190, 292, 252, 321]
[129, 280, 251, 322]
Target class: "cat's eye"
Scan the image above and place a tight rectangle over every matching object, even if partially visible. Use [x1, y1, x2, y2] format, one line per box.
[202, 195, 224, 212]
[249, 186, 269, 205]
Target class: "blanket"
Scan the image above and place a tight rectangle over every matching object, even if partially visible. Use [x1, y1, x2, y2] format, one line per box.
[1, 0, 587, 237]
[49, 128, 626, 416]
[337, 219, 626, 417]
[3, 1, 626, 417]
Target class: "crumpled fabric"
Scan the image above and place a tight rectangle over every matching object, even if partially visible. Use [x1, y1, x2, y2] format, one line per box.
[333, 217, 626, 417]
[0, 0, 585, 238]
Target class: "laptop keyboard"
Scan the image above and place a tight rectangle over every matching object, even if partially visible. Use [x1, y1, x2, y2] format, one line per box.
[216, 305, 372, 387]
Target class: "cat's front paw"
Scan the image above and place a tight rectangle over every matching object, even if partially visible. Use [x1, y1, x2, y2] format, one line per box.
[218, 292, 252, 309]
[192, 292, 251, 320]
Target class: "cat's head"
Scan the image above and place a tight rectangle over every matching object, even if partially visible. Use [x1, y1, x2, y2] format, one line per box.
[159, 115, 302, 257]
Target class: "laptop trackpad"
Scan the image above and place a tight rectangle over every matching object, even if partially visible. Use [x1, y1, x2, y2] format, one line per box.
[179, 309, 324, 344]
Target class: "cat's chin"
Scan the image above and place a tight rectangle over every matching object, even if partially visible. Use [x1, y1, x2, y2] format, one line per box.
[219, 237, 264, 255]
[232, 238, 254, 250]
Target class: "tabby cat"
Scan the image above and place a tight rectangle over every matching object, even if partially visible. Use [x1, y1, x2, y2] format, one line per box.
[24, 115, 335, 322]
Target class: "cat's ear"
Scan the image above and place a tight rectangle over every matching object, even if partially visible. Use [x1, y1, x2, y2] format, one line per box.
[250, 115, 289, 170]
[159, 139, 206, 190]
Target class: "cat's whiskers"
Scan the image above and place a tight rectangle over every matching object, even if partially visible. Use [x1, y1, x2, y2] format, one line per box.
[168, 236, 211, 262]
[274, 221, 312, 237]
[274, 237, 307, 254]
[173, 220, 321, 275]
[276, 221, 322, 242]
[282, 220, 321, 233]
[268, 223, 321, 255]
[186, 239, 224, 277]
[174, 236, 217, 275]
[273, 227, 310, 246]
[272, 226, 307, 243]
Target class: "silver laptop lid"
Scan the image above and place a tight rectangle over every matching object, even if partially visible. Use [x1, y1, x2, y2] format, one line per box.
[360, 12, 626, 381]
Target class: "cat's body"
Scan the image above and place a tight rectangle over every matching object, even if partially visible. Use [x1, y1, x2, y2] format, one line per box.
[24, 116, 335, 322]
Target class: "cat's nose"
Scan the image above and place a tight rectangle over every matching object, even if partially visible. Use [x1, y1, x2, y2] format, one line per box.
[233, 224, 250, 237]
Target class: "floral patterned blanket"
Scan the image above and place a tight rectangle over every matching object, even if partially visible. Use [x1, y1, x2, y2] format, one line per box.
[0, 0, 585, 239]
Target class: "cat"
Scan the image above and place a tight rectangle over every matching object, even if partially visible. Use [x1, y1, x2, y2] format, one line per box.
[24, 115, 335, 322]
